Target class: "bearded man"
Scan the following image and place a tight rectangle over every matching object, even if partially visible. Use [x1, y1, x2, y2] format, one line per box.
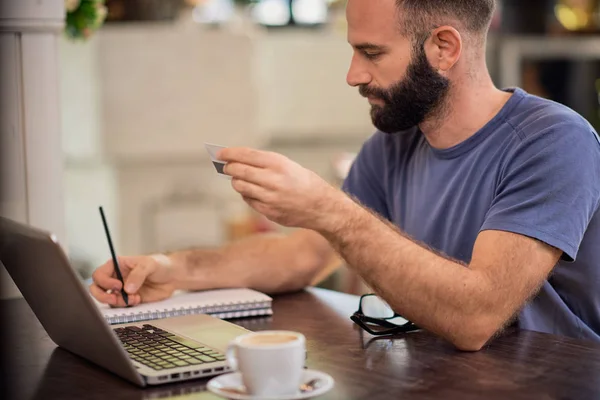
[91, 0, 600, 350]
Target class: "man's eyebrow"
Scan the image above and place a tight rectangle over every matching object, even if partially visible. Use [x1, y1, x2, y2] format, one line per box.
[352, 42, 388, 52]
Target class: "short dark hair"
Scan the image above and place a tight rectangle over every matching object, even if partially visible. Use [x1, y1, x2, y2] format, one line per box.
[396, 0, 496, 43]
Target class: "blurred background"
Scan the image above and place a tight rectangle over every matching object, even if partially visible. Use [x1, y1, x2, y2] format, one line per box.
[4, 0, 600, 297]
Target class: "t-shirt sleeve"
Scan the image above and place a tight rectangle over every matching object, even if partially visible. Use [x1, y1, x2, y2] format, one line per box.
[342, 132, 391, 220]
[480, 121, 600, 261]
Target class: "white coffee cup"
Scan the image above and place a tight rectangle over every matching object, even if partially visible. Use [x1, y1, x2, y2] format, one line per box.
[226, 330, 306, 396]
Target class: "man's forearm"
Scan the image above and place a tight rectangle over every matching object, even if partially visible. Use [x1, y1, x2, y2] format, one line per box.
[165, 229, 332, 295]
[318, 196, 496, 349]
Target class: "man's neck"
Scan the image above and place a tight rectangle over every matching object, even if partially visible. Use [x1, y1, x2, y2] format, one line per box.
[419, 76, 513, 150]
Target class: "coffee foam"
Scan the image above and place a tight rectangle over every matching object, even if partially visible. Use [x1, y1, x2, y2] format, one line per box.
[240, 333, 298, 346]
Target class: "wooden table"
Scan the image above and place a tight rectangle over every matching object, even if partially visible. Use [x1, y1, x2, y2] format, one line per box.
[3, 288, 600, 400]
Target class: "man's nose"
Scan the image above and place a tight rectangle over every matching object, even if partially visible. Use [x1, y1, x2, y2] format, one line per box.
[346, 54, 371, 87]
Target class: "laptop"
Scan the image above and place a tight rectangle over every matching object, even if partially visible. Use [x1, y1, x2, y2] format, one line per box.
[0, 217, 251, 387]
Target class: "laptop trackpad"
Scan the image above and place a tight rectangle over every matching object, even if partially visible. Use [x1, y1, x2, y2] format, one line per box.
[151, 314, 251, 352]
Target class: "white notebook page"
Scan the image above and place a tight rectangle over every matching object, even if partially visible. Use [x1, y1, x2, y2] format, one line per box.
[94, 288, 272, 319]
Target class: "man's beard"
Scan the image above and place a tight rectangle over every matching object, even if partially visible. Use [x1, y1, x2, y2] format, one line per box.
[359, 43, 451, 134]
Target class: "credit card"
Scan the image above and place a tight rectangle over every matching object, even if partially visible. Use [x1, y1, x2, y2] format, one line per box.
[204, 143, 230, 178]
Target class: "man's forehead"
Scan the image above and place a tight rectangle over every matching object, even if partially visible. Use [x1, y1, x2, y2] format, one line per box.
[346, 0, 403, 46]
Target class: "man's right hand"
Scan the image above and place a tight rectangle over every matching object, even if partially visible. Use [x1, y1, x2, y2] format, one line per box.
[89, 255, 177, 307]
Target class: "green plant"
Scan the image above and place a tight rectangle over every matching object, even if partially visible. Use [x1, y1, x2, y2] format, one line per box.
[65, 0, 108, 40]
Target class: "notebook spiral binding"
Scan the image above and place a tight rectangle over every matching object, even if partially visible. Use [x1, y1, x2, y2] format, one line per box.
[104, 300, 273, 325]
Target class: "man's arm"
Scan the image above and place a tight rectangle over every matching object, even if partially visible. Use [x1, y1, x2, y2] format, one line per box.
[217, 146, 567, 351]
[90, 228, 335, 307]
[167, 228, 335, 294]
[320, 197, 561, 351]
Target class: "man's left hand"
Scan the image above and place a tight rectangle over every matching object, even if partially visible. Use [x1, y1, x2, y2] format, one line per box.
[218, 147, 346, 229]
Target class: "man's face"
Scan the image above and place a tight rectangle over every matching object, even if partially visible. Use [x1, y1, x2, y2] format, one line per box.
[346, 0, 451, 133]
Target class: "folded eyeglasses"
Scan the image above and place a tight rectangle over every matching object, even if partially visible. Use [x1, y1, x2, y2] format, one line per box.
[351, 293, 419, 336]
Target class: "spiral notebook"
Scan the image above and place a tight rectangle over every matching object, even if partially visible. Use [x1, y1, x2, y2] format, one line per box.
[93, 288, 273, 325]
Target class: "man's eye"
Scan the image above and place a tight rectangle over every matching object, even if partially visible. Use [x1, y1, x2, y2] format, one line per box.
[363, 52, 381, 60]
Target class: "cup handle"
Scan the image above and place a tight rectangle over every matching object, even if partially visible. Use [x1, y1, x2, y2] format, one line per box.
[226, 343, 238, 371]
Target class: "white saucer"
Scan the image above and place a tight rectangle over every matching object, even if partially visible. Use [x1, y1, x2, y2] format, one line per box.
[207, 369, 334, 400]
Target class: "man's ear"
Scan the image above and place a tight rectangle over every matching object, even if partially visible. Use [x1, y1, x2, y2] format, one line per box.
[425, 26, 462, 72]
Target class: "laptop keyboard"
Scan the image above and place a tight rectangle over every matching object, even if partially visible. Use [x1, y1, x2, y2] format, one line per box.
[114, 324, 226, 371]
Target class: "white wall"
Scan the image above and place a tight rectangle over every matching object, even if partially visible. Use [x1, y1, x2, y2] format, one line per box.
[60, 36, 119, 277]
[254, 30, 373, 140]
[0, 0, 66, 298]
[61, 16, 373, 270]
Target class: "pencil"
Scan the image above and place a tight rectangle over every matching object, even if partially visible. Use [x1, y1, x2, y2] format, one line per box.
[99, 206, 129, 307]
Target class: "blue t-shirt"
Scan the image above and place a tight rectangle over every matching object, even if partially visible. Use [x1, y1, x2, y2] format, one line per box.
[342, 88, 600, 341]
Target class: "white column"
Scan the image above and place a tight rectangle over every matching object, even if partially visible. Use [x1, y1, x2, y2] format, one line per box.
[0, 0, 66, 298]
